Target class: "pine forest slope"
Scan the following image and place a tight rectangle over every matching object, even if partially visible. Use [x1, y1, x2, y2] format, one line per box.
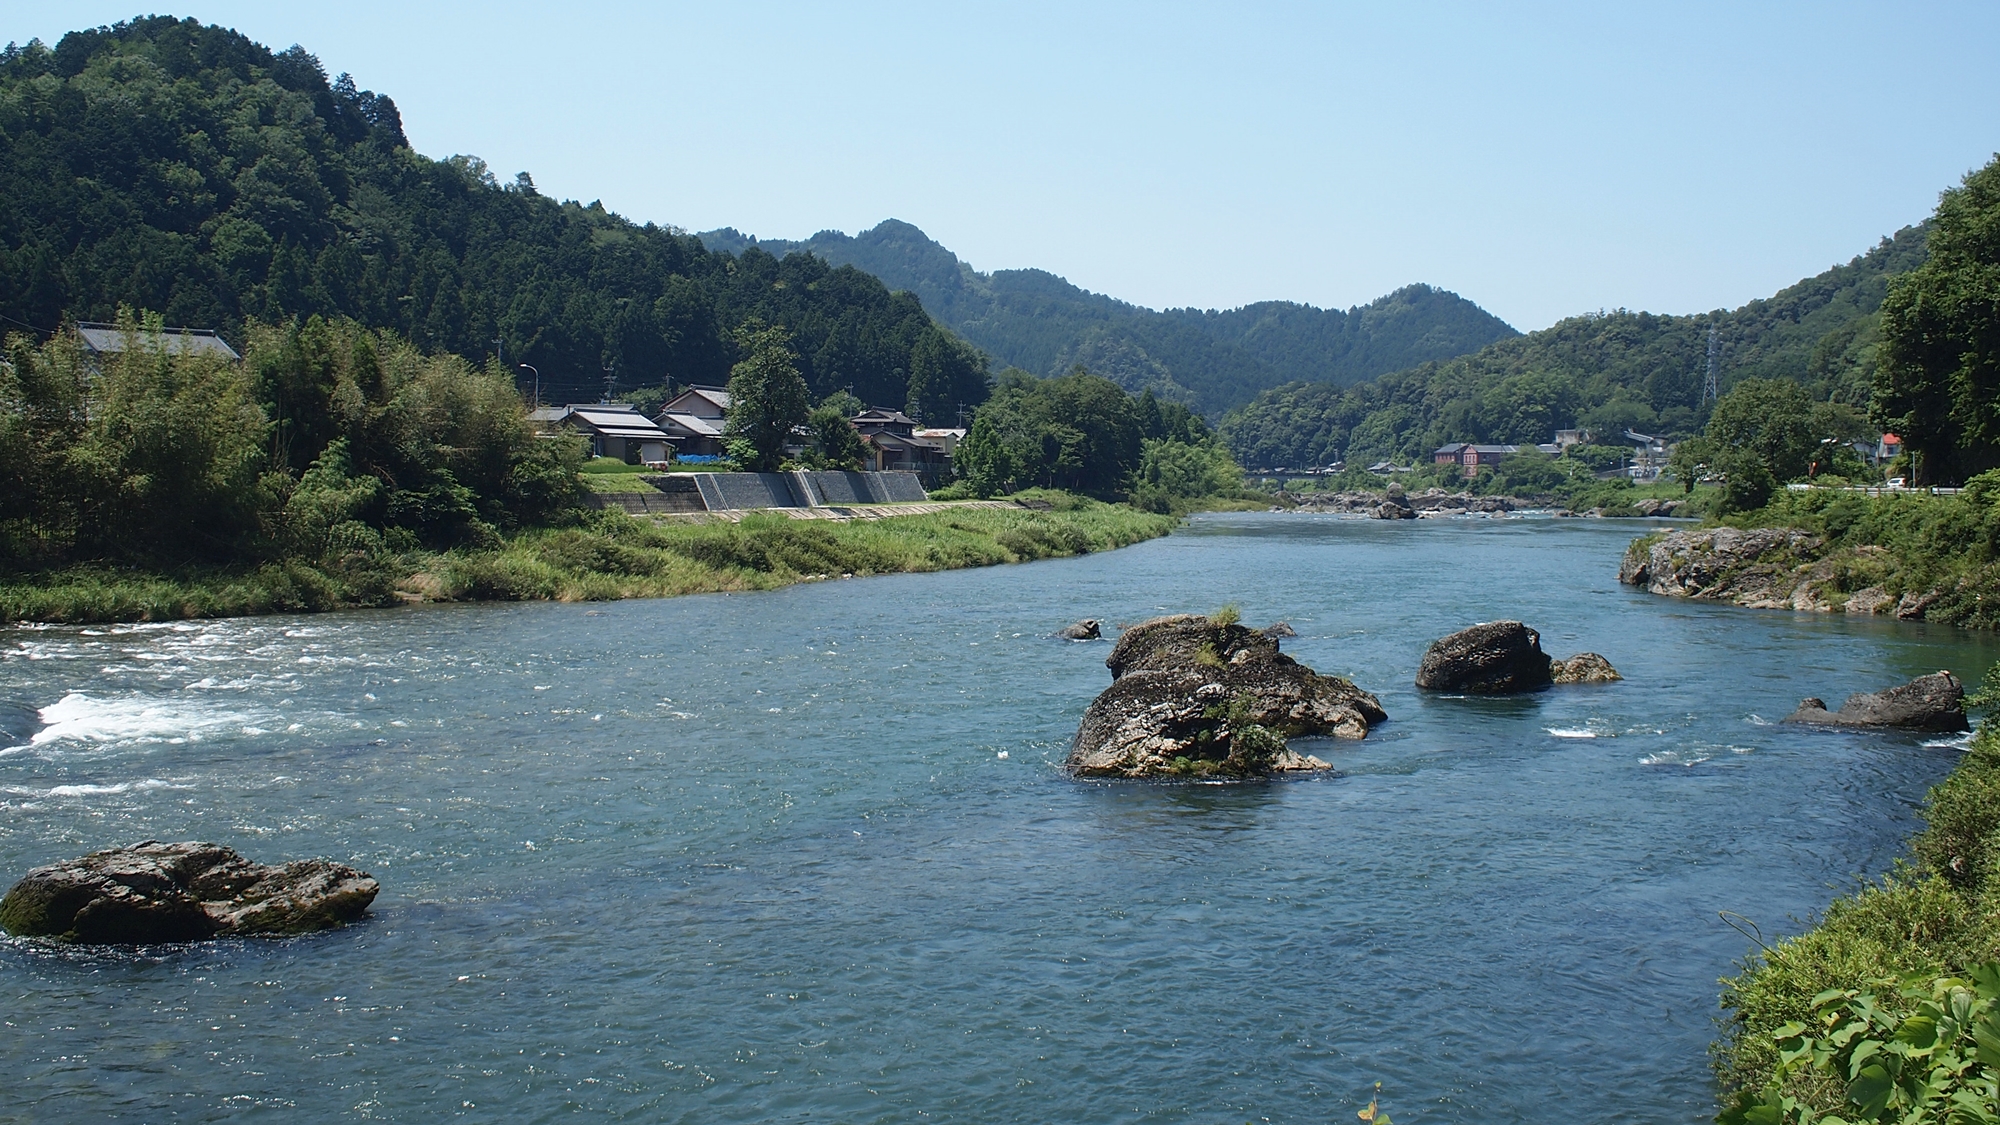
[0, 17, 967, 412]
[698, 220, 1520, 416]
[1218, 224, 1930, 469]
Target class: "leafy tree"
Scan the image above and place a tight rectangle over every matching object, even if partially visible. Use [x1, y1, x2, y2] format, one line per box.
[807, 405, 865, 470]
[1707, 377, 1817, 483]
[723, 326, 809, 472]
[956, 370, 1142, 496]
[1714, 447, 1776, 514]
[0, 311, 580, 569]
[1875, 154, 2000, 485]
[1128, 438, 1244, 512]
[1667, 436, 1716, 495]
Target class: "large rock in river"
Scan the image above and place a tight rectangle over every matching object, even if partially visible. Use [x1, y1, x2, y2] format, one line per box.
[1783, 671, 1969, 732]
[1416, 621, 1554, 692]
[1416, 621, 1619, 692]
[0, 841, 378, 944]
[1069, 615, 1386, 778]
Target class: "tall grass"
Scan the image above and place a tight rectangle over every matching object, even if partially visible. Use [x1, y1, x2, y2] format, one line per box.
[0, 499, 1177, 624]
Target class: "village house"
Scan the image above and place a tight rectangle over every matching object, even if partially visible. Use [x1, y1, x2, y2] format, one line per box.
[852, 408, 953, 474]
[533, 403, 675, 464]
[653, 386, 730, 460]
[75, 321, 240, 364]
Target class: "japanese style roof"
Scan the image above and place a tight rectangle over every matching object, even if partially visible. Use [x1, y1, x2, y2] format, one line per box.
[663, 387, 731, 417]
[864, 430, 944, 451]
[555, 405, 675, 442]
[854, 408, 918, 427]
[76, 321, 240, 361]
[657, 411, 724, 438]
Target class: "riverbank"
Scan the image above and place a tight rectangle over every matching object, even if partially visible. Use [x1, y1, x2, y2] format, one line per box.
[0, 497, 1177, 625]
[1715, 718, 2000, 1115]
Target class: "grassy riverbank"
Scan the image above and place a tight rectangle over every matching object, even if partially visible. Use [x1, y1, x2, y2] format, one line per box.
[0, 497, 1177, 625]
[1716, 718, 2000, 1115]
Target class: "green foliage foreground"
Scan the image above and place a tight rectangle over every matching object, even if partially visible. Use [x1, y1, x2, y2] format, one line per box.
[0, 501, 1177, 624]
[1717, 721, 2000, 1121]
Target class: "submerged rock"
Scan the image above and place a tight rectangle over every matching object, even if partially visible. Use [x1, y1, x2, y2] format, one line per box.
[0, 841, 378, 944]
[1416, 621, 1555, 693]
[1783, 671, 1969, 732]
[1068, 615, 1386, 778]
[1057, 619, 1102, 641]
[1550, 653, 1622, 684]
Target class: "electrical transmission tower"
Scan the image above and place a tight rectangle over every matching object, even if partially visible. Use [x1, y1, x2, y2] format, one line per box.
[1700, 326, 1721, 404]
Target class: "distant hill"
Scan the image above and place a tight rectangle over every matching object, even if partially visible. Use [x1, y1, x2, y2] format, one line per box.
[698, 221, 1518, 415]
[1217, 224, 1930, 468]
[0, 18, 962, 412]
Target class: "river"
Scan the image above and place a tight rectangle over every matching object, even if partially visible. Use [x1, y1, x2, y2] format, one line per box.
[3, 513, 1992, 1123]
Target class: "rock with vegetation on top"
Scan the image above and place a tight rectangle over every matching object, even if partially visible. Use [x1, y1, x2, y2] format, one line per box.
[1618, 527, 1828, 607]
[1068, 614, 1387, 778]
[1782, 671, 1969, 732]
[0, 841, 378, 944]
[1417, 621, 1620, 692]
[1057, 619, 1102, 640]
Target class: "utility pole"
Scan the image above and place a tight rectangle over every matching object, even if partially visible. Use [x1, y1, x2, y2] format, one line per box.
[493, 336, 503, 370]
[601, 361, 617, 404]
[1700, 325, 1721, 404]
[955, 402, 967, 429]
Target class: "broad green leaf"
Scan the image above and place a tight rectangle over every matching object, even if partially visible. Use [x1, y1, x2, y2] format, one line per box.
[1846, 1064, 1895, 1117]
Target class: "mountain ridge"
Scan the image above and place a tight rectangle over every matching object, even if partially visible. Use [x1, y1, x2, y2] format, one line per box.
[1216, 223, 1930, 468]
[697, 220, 1519, 415]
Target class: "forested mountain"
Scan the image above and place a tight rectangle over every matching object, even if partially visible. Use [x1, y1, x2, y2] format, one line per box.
[0, 17, 979, 414]
[698, 220, 1519, 415]
[1218, 224, 1930, 468]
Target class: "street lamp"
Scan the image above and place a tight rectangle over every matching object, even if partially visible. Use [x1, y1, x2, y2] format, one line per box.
[518, 364, 540, 409]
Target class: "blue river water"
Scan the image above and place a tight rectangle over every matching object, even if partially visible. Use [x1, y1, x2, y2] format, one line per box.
[3, 513, 1994, 1124]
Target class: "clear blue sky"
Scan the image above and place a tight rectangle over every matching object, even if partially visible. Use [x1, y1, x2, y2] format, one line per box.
[13, 2, 2000, 329]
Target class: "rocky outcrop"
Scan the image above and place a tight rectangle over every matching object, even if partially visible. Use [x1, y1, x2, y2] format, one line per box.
[0, 842, 378, 944]
[1416, 621, 1620, 693]
[1057, 619, 1102, 640]
[1550, 653, 1623, 684]
[1619, 528, 1827, 607]
[1783, 672, 1969, 732]
[1069, 615, 1386, 778]
[1617, 528, 1940, 617]
[1416, 621, 1555, 693]
[1261, 621, 1298, 639]
[1280, 488, 1540, 516]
